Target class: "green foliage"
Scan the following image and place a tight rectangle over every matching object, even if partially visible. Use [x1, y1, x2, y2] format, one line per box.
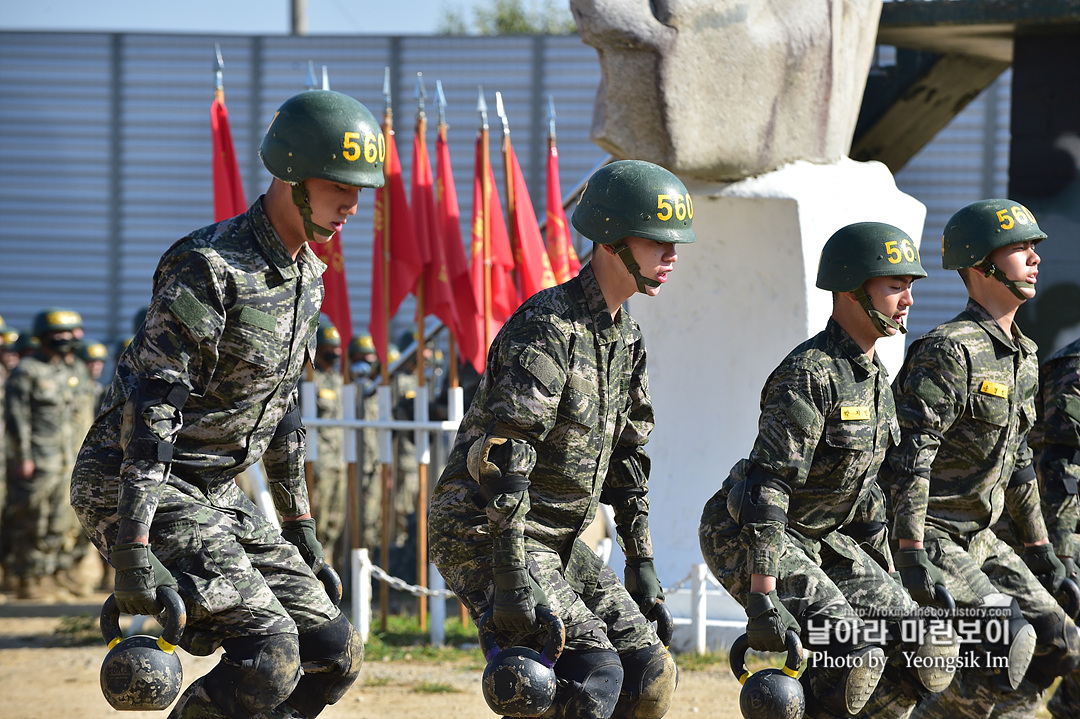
[438, 0, 578, 36]
[54, 612, 102, 646]
[362, 613, 485, 667]
[413, 681, 461, 693]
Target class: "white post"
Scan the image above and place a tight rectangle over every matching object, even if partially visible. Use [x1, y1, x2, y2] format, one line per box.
[376, 386, 392, 464]
[245, 462, 280, 530]
[352, 548, 372, 642]
[430, 564, 446, 647]
[301, 380, 318, 462]
[691, 563, 708, 655]
[341, 384, 357, 463]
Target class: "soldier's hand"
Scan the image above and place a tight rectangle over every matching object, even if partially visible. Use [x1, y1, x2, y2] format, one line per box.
[1023, 544, 1067, 593]
[492, 566, 541, 634]
[745, 590, 799, 653]
[624, 557, 665, 614]
[281, 518, 325, 573]
[109, 542, 177, 616]
[895, 547, 945, 605]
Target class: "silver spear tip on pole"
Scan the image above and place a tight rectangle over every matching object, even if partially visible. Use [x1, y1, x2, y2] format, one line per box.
[477, 85, 488, 130]
[213, 43, 224, 91]
[495, 91, 509, 137]
[415, 72, 426, 117]
[548, 95, 556, 139]
[321, 65, 330, 91]
[436, 79, 447, 127]
[304, 60, 318, 90]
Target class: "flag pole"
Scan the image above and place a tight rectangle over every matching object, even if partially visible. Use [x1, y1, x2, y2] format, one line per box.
[477, 87, 492, 356]
[495, 92, 517, 301]
[436, 81, 459, 393]
[379, 66, 394, 632]
[413, 72, 430, 631]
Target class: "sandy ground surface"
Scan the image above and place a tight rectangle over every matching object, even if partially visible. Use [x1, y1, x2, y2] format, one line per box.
[0, 590, 745, 719]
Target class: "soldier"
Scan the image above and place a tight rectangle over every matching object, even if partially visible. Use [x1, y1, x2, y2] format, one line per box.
[428, 160, 693, 719]
[69, 89, 384, 719]
[347, 333, 381, 549]
[882, 200, 1080, 719]
[309, 316, 347, 572]
[0, 315, 14, 590]
[1029, 335, 1080, 719]
[699, 223, 960, 719]
[4, 308, 87, 600]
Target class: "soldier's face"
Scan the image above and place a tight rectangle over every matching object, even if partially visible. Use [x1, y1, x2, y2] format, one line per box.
[864, 275, 915, 335]
[305, 178, 360, 242]
[624, 236, 678, 297]
[988, 240, 1040, 299]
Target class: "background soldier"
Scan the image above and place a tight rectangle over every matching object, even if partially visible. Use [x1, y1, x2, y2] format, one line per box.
[348, 332, 382, 550]
[1030, 335, 1080, 719]
[428, 160, 693, 719]
[309, 315, 347, 572]
[3, 308, 86, 600]
[699, 223, 955, 719]
[69, 89, 383, 719]
[883, 200, 1080, 719]
[0, 315, 14, 591]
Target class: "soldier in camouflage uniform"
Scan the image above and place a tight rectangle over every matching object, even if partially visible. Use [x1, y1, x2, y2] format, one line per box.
[428, 160, 693, 719]
[0, 315, 12, 586]
[4, 308, 88, 600]
[882, 200, 1080, 719]
[69, 90, 384, 719]
[348, 333, 381, 549]
[699, 222, 960, 719]
[309, 316, 347, 572]
[1028, 336, 1080, 719]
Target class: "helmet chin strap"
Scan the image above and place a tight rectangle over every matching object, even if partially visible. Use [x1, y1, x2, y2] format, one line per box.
[611, 240, 660, 294]
[291, 184, 335, 243]
[853, 287, 906, 336]
[978, 261, 1033, 301]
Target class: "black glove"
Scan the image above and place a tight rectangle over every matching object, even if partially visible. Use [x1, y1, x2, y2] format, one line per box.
[281, 518, 325, 573]
[895, 547, 946, 606]
[624, 557, 665, 614]
[745, 590, 799, 653]
[1023, 544, 1067, 593]
[492, 566, 548, 634]
[109, 542, 178, 616]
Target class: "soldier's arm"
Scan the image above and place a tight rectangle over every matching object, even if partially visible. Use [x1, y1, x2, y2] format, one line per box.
[4, 366, 33, 470]
[1005, 438, 1049, 544]
[115, 249, 225, 532]
[887, 337, 967, 545]
[1034, 354, 1080, 558]
[601, 335, 655, 560]
[263, 389, 310, 520]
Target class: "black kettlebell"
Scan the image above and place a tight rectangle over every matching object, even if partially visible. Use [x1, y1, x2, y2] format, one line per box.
[478, 605, 567, 717]
[99, 585, 186, 711]
[318, 563, 343, 607]
[646, 601, 675, 646]
[729, 629, 805, 719]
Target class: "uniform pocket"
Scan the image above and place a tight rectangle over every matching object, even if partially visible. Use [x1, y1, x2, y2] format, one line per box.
[153, 517, 243, 614]
[558, 374, 599, 429]
[824, 421, 875, 451]
[970, 390, 1009, 427]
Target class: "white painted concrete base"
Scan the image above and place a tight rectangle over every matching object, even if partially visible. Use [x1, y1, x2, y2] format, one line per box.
[624, 157, 927, 592]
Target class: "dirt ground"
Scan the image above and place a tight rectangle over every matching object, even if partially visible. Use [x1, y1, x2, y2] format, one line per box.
[0, 590, 744, 719]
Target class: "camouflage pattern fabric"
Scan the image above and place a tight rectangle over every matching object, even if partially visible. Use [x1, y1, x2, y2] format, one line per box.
[310, 365, 346, 568]
[699, 319, 919, 719]
[391, 370, 419, 547]
[883, 299, 1044, 545]
[1030, 336, 1080, 561]
[428, 262, 658, 653]
[356, 382, 381, 549]
[4, 351, 85, 578]
[70, 196, 342, 653]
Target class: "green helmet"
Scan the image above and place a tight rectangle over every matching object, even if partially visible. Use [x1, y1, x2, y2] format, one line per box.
[317, 315, 342, 347]
[817, 222, 926, 336]
[571, 160, 695, 294]
[349, 333, 375, 356]
[261, 90, 385, 189]
[942, 199, 1045, 299]
[76, 339, 109, 362]
[33, 307, 82, 337]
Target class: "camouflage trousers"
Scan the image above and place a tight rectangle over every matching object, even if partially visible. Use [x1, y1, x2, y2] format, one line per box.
[910, 527, 1063, 719]
[309, 461, 347, 570]
[699, 489, 923, 719]
[75, 476, 340, 656]
[4, 467, 74, 577]
[438, 545, 660, 655]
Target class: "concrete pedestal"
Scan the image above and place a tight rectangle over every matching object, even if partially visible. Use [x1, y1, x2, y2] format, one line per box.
[624, 157, 926, 588]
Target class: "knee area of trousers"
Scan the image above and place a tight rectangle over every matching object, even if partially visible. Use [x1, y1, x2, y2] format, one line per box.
[801, 644, 885, 717]
[552, 648, 624, 719]
[288, 614, 365, 717]
[204, 633, 301, 718]
[611, 643, 678, 719]
[1026, 613, 1080, 689]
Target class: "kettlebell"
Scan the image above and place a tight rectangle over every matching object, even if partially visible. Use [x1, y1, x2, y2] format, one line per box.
[478, 605, 567, 717]
[99, 585, 186, 711]
[318, 563, 343, 607]
[646, 601, 675, 646]
[729, 629, 805, 719]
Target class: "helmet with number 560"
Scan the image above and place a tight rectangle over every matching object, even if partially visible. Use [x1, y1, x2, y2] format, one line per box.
[942, 198, 1046, 300]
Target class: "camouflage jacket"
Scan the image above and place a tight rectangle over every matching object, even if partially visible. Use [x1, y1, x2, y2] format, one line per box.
[71, 197, 324, 526]
[428, 262, 654, 569]
[884, 298, 1044, 544]
[1030, 336, 1080, 558]
[313, 364, 345, 472]
[730, 318, 899, 577]
[5, 351, 87, 475]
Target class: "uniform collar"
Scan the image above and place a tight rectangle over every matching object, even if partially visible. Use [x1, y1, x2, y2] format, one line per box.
[578, 262, 630, 346]
[247, 196, 326, 281]
[964, 298, 1036, 356]
[826, 317, 881, 379]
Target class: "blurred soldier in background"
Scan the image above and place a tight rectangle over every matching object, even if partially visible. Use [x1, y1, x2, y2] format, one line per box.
[348, 332, 382, 550]
[0, 315, 13, 590]
[310, 316, 347, 572]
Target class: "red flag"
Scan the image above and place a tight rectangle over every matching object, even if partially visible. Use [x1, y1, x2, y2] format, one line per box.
[505, 141, 557, 300]
[411, 131, 458, 337]
[544, 144, 580, 284]
[470, 133, 518, 336]
[310, 234, 352, 373]
[211, 96, 247, 221]
[436, 131, 484, 373]
[370, 128, 423, 367]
